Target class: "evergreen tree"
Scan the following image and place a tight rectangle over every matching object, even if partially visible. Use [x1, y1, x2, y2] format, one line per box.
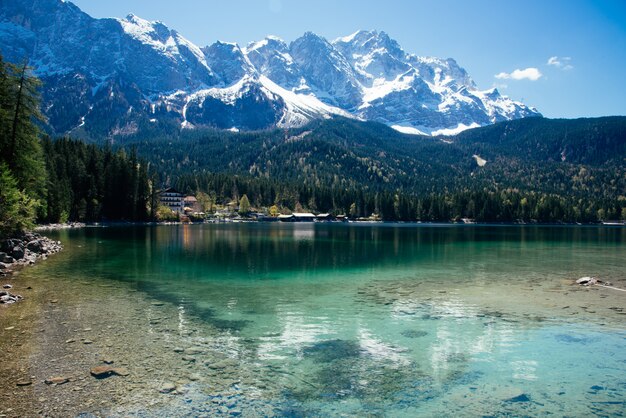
[0, 60, 47, 211]
[239, 194, 251, 216]
[0, 163, 39, 237]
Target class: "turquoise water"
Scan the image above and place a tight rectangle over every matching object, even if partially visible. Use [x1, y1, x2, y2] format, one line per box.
[41, 224, 625, 416]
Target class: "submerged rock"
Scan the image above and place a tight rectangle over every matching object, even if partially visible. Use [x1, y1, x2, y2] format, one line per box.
[505, 393, 531, 403]
[16, 379, 33, 386]
[90, 366, 114, 378]
[90, 366, 129, 378]
[159, 382, 177, 393]
[303, 339, 363, 363]
[576, 277, 597, 286]
[45, 376, 69, 385]
[400, 329, 428, 338]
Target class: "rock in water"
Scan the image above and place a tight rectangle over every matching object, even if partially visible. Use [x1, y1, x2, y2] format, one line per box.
[112, 368, 129, 376]
[27, 240, 43, 253]
[159, 382, 177, 393]
[90, 366, 129, 378]
[16, 379, 32, 386]
[90, 366, 114, 378]
[45, 376, 69, 385]
[576, 277, 597, 286]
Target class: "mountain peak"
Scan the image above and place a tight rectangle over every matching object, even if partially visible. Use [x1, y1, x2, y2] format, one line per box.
[0, 0, 541, 137]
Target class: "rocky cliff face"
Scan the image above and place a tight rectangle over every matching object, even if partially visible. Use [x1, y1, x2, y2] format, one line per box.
[0, 0, 540, 138]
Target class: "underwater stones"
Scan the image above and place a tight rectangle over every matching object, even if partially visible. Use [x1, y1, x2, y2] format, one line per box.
[16, 379, 33, 386]
[90, 366, 114, 378]
[112, 368, 130, 376]
[90, 366, 129, 378]
[45, 376, 69, 385]
[173, 347, 184, 353]
[159, 382, 177, 393]
[0, 291, 22, 304]
[577, 277, 597, 286]
[505, 393, 531, 403]
[185, 347, 205, 355]
[303, 339, 363, 363]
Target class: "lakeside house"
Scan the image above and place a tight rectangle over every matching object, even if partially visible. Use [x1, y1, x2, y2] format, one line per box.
[316, 213, 333, 221]
[159, 187, 184, 213]
[183, 195, 202, 214]
[278, 213, 317, 222]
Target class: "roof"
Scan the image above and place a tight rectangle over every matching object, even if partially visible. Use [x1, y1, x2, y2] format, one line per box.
[184, 196, 198, 202]
[160, 187, 183, 195]
[293, 212, 316, 217]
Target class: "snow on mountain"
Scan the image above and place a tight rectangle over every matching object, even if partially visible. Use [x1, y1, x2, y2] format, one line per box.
[0, 0, 540, 138]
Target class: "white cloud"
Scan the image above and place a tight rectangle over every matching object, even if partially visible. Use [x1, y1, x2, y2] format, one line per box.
[547, 56, 573, 70]
[495, 67, 543, 81]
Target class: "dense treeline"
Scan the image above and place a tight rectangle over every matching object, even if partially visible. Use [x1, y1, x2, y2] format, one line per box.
[124, 117, 625, 202]
[175, 171, 625, 223]
[128, 116, 625, 223]
[41, 138, 152, 223]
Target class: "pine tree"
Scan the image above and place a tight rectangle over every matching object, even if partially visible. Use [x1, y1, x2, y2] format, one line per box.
[0, 163, 39, 237]
[239, 194, 251, 216]
[0, 61, 47, 208]
[0, 55, 47, 229]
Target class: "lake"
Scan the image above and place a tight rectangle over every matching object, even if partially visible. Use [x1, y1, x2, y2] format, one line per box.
[1, 223, 624, 417]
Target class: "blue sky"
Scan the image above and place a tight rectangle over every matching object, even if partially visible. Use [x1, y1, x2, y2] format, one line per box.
[71, 0, 626, 119]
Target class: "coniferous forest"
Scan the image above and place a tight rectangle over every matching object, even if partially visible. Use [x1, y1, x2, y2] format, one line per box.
[0, 53, 625, 238]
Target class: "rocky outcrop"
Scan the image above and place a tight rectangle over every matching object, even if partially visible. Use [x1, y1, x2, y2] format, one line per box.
[0, 232, 63, 281]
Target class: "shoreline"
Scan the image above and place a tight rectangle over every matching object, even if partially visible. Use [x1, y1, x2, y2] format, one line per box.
[32, 220, 626, 230]
[0, 232, 63, 273]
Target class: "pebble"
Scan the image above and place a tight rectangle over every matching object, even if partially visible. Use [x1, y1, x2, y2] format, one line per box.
[90, 366, 114, 378]
[112, 368, 130, 377]
[16, 379, 32, 386]
[159, 382, 177, 393]
[83, 340, 93, 344]
[45, 376, 69, 385]
[3, 284, 12, 289]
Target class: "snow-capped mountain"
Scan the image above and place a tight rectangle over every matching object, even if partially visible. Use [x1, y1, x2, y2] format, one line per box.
[0, 0, 540, 138]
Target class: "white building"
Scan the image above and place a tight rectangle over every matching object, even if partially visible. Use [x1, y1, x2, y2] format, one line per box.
[159, 187, 184, 213]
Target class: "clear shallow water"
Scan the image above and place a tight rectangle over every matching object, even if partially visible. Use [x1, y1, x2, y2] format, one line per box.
[35, 224, 626, 416]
